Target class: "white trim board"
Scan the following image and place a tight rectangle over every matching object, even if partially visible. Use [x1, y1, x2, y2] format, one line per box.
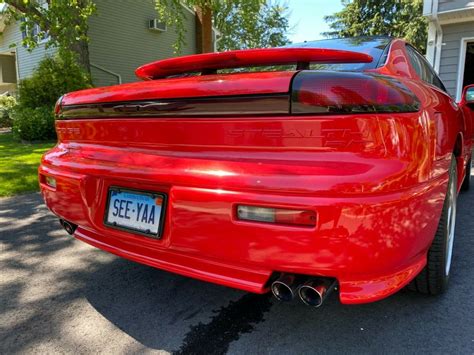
[456, 36, 474, 102]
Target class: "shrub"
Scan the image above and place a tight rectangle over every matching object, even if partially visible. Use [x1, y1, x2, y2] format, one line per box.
[0, 95, 17, 128]
[11, 106, 56, 142]
[13, 49, 92, 141]
[17, 50, 92, 109]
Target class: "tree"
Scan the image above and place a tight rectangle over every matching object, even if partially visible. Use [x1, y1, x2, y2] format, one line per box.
[324, 0, 428, 52]
[155, 0, 290, 53]
[0, 0, 290, 74]
[213, 0, 290, 51]
[0, 0, 96, 71]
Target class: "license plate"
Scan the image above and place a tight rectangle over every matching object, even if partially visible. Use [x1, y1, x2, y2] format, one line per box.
[104, 188, 166, 238]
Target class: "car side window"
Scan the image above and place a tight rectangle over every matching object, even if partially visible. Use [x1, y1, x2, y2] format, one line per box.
[406, 45, 447, 93]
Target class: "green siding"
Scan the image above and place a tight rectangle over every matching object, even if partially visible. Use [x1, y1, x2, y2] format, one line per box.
[88, 0, 197, 86]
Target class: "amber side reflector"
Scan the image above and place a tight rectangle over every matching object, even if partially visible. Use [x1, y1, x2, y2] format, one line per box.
[41, 174, 57, 188]
[237, 205, 316, 227]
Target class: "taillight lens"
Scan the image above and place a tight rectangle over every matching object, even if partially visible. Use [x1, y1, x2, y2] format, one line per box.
[54, 95, 64, 118]
[237, 205, 316, 227]
[291, 71, 420, 114]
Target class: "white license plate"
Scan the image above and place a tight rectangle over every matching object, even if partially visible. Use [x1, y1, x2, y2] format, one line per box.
[105, 188, 165, 238]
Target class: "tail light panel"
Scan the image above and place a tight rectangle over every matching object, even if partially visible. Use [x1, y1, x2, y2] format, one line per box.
[291, 71, 420, 115]
[54, 95, 64, 117]
[237, 205, 317, 227]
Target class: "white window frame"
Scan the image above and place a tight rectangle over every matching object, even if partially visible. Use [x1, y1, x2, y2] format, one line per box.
[21, 0, 50, 46]
[455, 36, 474, 102]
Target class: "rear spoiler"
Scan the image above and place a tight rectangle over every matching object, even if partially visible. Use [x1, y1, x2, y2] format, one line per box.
[135, 48, 373, 80]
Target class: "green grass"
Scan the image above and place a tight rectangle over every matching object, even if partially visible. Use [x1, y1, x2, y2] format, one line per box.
[0, 132, 55, 197]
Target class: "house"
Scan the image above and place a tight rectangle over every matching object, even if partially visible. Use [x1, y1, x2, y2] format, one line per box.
[424, 0, 474, 100]
[0, 0, 216, 94]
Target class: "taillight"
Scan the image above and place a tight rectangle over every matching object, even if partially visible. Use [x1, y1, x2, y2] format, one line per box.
[291, 71, 420, 114]
[54, 95, 64, 117]
[237, 205, 316, 227]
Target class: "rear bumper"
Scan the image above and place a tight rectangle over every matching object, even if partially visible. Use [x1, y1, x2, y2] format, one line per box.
[39, 157, 447, 304]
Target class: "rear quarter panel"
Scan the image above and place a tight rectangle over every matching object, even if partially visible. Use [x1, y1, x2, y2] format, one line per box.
[377, 39, 471, 186]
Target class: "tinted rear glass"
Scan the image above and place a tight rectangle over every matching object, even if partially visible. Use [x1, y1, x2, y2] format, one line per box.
[286, 37, 392, 71]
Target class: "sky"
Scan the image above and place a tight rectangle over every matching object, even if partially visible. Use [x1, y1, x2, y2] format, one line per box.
[287, 0, 344, 43]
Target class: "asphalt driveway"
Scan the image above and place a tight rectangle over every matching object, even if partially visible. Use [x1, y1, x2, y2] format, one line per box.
[1, 191, 474, 354]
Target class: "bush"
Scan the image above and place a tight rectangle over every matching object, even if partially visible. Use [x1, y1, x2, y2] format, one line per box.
[0, 95, 17, 128]
[11, 106, 56, 141]
[13, 49, 92, 141]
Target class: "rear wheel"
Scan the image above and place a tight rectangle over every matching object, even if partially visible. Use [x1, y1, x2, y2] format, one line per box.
[461, 156, 471, 191]
[409, 155, 457, 295]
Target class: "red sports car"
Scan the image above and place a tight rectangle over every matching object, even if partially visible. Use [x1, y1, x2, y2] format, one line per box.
[39, 37, 474, 307]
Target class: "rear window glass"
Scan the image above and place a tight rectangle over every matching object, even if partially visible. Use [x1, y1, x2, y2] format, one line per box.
[286, 36, 392, 71]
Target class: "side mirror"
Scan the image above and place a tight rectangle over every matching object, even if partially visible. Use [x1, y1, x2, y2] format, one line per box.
[463, 85, 474, 104]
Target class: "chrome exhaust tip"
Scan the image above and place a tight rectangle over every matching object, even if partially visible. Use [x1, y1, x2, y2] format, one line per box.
[298, 279, 337, 308]
[271, 274, 302, 302]
[59, 219, 77, 235]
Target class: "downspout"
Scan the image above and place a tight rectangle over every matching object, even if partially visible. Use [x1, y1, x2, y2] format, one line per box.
[90, 63, 122, 84]
[432, 0, 443, 73]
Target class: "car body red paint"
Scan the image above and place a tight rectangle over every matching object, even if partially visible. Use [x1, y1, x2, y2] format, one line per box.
[39, 38, 473, 304]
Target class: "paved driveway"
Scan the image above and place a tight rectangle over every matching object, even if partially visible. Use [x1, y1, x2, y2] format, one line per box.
[1, 191, 474, 354]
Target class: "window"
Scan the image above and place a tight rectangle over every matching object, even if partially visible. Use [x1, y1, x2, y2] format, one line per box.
[406, 45, 447, 93]
[22, 23, 50, 45]
[288, 37, 393, 72]
[20, 0, 50, 46]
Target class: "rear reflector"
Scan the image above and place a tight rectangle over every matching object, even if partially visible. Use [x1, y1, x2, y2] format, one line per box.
[237, 205, 316, 227]
[291, 71, 420, 114]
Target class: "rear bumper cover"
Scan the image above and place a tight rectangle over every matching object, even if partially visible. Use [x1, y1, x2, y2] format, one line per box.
[39, 161, 447, 304]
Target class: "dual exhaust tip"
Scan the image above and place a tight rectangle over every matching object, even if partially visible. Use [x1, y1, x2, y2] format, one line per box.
[271, 274, 337, 307]
[59, 219, 77, 235]
[58, 219, 333, 307]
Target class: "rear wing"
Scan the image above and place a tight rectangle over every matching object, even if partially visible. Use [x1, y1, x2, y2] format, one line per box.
[135, 48, 373, 80]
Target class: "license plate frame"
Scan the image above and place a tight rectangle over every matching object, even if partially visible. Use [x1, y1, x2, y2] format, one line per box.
[104, 187, 167, 239]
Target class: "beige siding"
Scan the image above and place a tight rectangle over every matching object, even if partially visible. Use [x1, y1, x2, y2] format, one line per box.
[0, 21, 56, 80]
[439, 0, 474, 12]
[88, 0, 197, 87]
[438, 22, 474, 97]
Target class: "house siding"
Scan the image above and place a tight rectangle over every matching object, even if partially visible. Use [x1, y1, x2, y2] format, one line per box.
[87, 0, 197, 87]
[438, 22, 474, 97]
[439, 0, 474, 13]
[0, 21, 56, 80]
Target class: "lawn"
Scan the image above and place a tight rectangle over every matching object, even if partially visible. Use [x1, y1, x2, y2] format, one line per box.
[0, 132, 55, 197]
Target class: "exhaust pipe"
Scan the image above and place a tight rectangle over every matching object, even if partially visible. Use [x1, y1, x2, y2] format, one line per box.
[298, 278, 337, 308]
[59, 219, 77, 235]
[271, 274, 304, 302]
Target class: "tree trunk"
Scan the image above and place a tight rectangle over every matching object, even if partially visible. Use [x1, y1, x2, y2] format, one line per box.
[195, 5, 214, 53]
[69, 39, 91, 75]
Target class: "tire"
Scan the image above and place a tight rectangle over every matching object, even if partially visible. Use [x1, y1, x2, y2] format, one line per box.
[408, 155, 457, 295]
[461, 156, 471, 191]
